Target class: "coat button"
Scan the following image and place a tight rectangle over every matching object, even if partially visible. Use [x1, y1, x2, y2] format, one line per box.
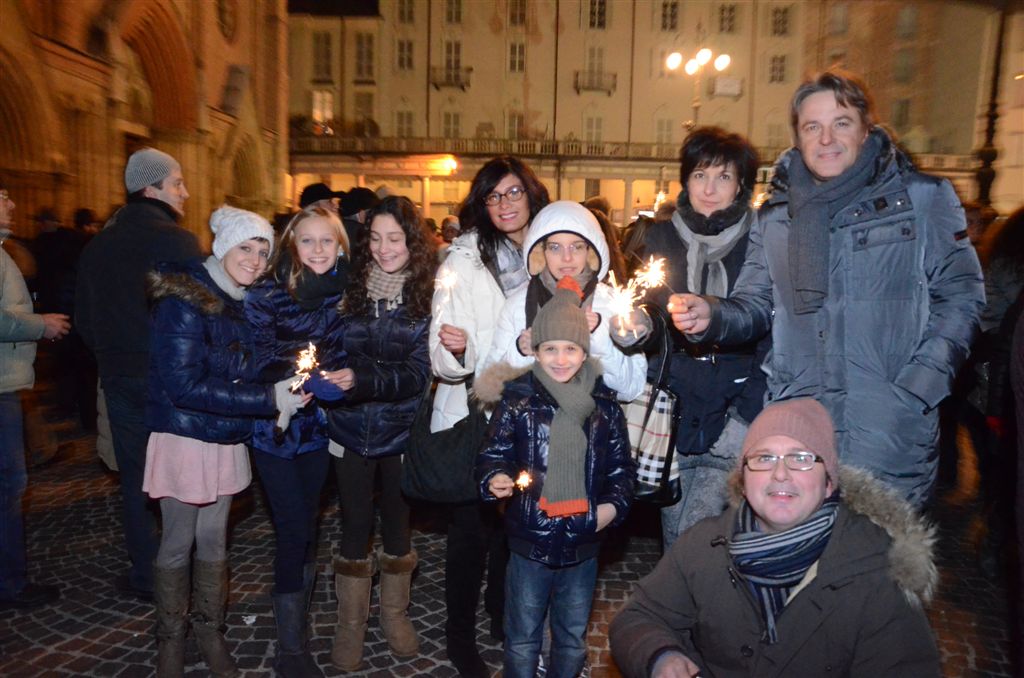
[741, 644, 754, 657]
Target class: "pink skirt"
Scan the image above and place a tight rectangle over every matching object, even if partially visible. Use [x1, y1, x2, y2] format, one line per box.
[143, 432, 251, 504]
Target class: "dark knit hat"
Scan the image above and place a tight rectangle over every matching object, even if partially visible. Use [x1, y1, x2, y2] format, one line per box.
[124, 147, 181, 194]
[531, 276, 590, 353]
[741, 398, 839, 483]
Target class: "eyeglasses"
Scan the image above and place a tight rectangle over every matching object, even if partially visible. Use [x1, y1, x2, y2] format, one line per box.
[484, 185, 526, 206]
[743, 451, 824, 472]
[543, 241, 589, 256]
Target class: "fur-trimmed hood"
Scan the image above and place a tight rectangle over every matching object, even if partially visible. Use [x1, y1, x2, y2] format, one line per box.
[523, 201, 609, 280]
[474, 358, 606, 407]
[147, 263, 225, 315]
[728, 464, 938, 603]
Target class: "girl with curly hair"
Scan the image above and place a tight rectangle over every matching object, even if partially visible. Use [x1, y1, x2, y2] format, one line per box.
[321, 195, 437, 671]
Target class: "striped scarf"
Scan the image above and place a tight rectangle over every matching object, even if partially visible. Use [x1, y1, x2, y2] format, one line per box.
[728, 493, 840, 644]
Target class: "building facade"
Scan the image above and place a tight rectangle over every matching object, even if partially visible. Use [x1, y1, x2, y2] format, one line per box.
[0, 0, 289, 248]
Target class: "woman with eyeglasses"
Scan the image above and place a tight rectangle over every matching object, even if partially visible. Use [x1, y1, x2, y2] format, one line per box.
[429, 156, 549, 677]
[480, 200, 647, 403]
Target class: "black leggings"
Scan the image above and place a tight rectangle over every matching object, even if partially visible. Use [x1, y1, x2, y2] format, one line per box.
[334, 453, 410, 560]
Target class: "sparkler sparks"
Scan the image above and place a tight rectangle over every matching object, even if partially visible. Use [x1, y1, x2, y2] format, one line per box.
[515, 471, 532, 491]
[607, 257, 669, 336]
[290, 342, 319, 392]
[434, 268, 458, 324]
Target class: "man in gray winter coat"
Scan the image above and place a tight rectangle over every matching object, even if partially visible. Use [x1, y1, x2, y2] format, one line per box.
[609, 398, 940, 678]
[669, 70, 984, 505]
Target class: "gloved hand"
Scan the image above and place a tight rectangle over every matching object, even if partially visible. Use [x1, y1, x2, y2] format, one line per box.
[709, 415, 748, 460]
[274, 378, 306, 431]
[610, 307, 653, 348]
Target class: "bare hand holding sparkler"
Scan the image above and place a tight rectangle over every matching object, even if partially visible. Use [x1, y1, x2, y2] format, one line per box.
[489, 473, 515, 498]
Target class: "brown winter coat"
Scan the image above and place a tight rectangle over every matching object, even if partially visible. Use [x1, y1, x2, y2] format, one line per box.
[609, 466, 940, 678]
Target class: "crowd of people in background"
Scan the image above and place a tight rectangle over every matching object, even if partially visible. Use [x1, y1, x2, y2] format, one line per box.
[1, 67, 1023, 678]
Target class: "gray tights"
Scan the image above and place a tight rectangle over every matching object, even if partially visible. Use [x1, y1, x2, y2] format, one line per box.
[155, 496, 232, 569]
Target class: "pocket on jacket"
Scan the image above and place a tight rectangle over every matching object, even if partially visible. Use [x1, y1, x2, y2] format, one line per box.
[849, 220, 919, 300]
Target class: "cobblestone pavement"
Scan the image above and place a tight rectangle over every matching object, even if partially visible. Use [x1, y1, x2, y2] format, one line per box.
[0, 408, 1016, 677]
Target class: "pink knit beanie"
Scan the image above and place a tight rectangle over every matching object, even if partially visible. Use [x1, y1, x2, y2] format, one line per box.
[741, 398, 839, 483]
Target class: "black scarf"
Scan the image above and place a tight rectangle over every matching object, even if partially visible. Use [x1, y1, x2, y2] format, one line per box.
[729, 492, 841, 644]
[785, 129, 884, 314]
[276, 252, 349, 311]
[675, 188, 751, 236]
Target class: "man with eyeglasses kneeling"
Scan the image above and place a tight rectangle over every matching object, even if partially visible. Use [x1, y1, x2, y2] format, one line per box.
[609, 398, 941, 678]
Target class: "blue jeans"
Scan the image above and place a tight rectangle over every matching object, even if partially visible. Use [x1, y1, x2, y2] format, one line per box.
[252, 448, 329, 594]
[0, 392, 28, 599]
[504, 552, 598, 678]
[103, 375, 159, 592]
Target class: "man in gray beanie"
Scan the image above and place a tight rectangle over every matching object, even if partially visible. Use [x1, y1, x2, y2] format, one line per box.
[611, 397, 941, 678]
[75, 147, 199, 601]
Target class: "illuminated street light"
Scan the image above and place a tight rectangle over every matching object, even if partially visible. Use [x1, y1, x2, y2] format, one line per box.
[665, 35, 730, 130]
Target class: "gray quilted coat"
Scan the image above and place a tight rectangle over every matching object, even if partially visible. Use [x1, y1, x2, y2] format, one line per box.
[703, 130, 984, 505]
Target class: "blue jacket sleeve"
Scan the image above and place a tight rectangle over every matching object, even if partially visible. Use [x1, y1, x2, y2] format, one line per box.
[475, 394, 519, 502]
[153, 298, 277, 416]
[596, 400, 636, 527]
[244, 286, 285, 383]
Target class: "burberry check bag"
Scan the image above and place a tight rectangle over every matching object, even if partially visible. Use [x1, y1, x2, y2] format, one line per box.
[623, 312, 682, 505]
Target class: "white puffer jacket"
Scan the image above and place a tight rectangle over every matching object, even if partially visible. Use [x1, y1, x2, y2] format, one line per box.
[481, 201, 646, 402]
[429, 230, 523, 431]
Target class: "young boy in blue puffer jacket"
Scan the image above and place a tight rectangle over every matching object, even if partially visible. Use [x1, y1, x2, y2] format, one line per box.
[475, 276, 635, 678]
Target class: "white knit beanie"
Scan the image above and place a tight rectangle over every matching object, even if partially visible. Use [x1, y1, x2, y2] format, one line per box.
[124, 148, 181, 194]
[210, 206, 275, 260]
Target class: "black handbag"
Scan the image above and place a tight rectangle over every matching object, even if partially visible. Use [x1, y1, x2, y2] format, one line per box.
[401, 379, 488, 504]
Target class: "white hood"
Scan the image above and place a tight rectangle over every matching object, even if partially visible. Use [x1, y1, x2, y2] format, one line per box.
[522, 200, 609, 281]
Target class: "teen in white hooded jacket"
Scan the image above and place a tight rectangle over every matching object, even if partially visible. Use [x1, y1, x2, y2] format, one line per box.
[482, 200, 646, 401]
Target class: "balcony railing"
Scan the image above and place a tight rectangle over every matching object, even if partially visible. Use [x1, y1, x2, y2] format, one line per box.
[289, 135, 977, 174]
[573, 70, 617, 95]
[429, 66, 473, 90]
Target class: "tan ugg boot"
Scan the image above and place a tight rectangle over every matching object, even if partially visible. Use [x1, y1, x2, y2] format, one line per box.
[191, 559, 239, 678]
[154, 564, 189, 678]
[377, 549, 420, 658]
[330, 555, 377, 671]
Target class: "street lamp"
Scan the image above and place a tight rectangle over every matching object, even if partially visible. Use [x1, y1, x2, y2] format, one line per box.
[666, 44, 730, 130]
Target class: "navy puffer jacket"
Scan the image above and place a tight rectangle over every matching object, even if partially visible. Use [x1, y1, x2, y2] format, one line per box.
[325, 299, 431, 457]
[245, 278, 345, 458]
[144, 260, 276, 443]
[476, 365, 635, 567]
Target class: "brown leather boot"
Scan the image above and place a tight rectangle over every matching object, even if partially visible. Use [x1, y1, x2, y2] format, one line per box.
[191, 559, 239, 678]
[330, 555, 377, 671]
[378, 549, 420, 658]
[154, 564, 189, 678]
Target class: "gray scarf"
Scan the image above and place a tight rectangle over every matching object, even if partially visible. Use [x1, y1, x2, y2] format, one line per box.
[530, 360, 598, 517]
[203, 255, 246, 301]
[494, 237, 529, 294]
[786, 129, 883, 314]
[672, 209, 752, 297]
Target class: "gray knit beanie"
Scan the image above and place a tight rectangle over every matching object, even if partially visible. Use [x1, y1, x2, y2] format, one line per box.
[210, 206, 275, 260]
[741, 398, 839, 485]
[531, 276, 590, 353]
[124, 148, 181, 194]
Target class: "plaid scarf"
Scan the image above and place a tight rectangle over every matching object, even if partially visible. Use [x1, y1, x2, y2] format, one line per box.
[366, 262, 409, 312]
[729, 492, 840, 643]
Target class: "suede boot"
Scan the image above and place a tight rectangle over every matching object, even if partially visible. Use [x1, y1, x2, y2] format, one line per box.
[378, 549, 420, 658]
[154, 564, 190, 678]
[191, 559, 239, 678]
[330, 555, 376, 670]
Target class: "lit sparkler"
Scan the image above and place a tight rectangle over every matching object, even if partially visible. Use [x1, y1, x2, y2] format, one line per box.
[290, 342, 319, 392]
[515, 471, 532, 491]
[434, 268, 458, 324]
[607, 256, 670, 337]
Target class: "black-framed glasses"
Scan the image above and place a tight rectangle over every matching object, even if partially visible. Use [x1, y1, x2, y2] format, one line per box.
[484, 185, 526, 206]
[743, 451, 824, 472]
